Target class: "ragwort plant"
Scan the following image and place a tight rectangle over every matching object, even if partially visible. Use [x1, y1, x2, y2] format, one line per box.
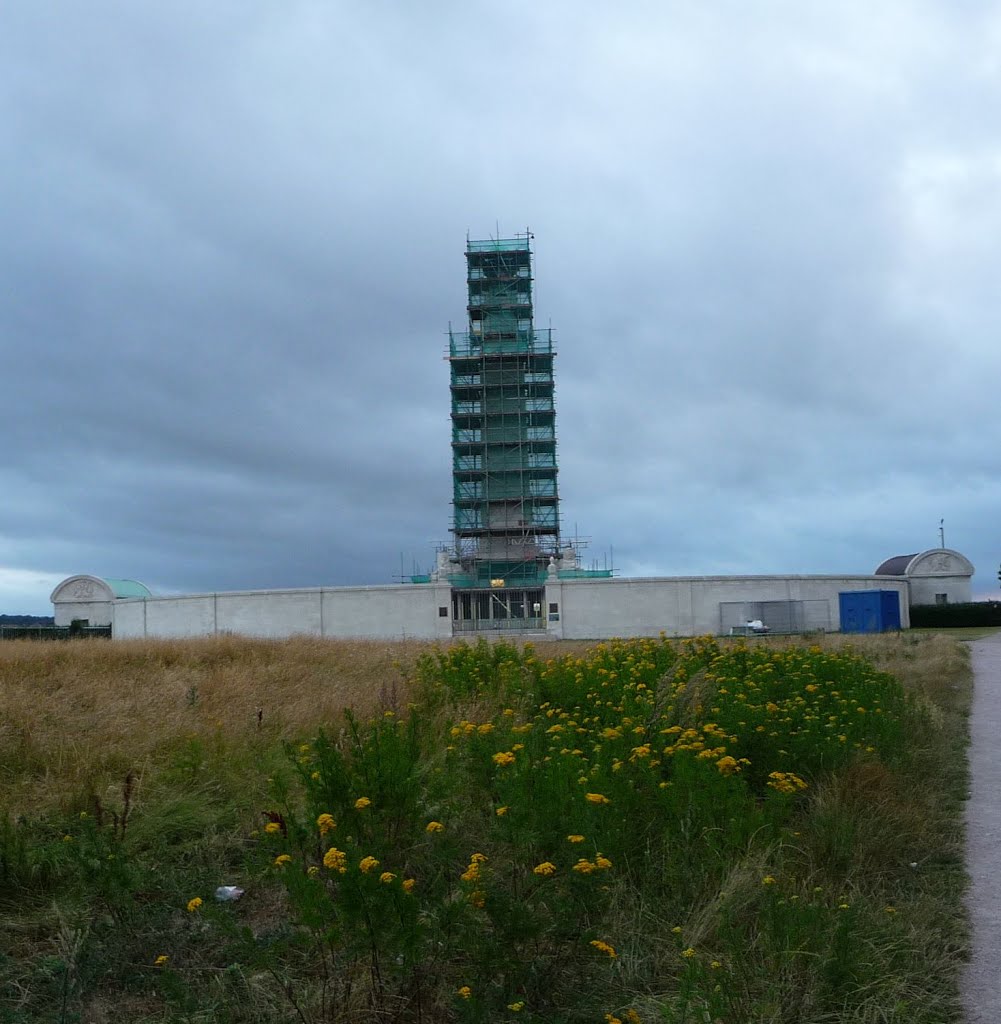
[261, 636, 925, 1023]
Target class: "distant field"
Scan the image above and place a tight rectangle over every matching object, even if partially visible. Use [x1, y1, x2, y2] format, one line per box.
[0, 632, 972, 1022]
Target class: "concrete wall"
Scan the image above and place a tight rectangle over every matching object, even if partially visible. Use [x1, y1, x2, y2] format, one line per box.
[109, 575, 913, 642]
[113, 584, 453, 640]
[53, 599, 114, 628]
[544, 575, 911, 639]
[908, 575, 972, 606]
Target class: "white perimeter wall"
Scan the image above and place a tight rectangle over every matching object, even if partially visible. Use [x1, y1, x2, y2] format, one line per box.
[113, 584, 453, 640]
[111, 575, 911, 642]
[545, 575, 911, 639]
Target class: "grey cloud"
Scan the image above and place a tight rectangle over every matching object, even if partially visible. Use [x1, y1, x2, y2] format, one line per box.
[2, 2, 999, 613]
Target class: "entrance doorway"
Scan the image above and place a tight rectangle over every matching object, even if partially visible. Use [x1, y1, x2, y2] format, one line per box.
[451, 588, 544, 632]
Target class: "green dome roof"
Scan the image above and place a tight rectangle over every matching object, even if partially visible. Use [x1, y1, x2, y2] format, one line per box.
[102, 578, 152, 598]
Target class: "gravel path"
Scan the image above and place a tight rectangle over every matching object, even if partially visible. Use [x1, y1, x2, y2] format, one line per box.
[961, 631, 1001, 1023]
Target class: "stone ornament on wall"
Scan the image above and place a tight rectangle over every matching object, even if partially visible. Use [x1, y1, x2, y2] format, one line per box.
[908, 549, 975, 578]
[71, 580, 96, 600]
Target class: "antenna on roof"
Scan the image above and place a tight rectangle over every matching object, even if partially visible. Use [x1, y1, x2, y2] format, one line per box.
[939, 518, 945, 549]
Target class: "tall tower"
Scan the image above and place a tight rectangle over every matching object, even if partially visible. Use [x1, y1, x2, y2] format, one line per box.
[446, 233, 559, 622]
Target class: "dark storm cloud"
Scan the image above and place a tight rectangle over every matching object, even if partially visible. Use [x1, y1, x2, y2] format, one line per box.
[2, 1, 999, 612]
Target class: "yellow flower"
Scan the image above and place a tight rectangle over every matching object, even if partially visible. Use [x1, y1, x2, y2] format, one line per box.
[761, 876, 776, 886]
[715, 755, 740, 775]
[461, 863, 480, 882]
[354, 797, 372, 810]
[425, 820, 445, 833]
[457, 985, 472, 999]
[839, 903, 850, 910]
[625, 1012, 642, 1024]
[495, 806, 509, 817]
[710, 960, 722, 969]
[595, 854, 613, 870]
[884, 905, 897, 914]
[477, 723, 495, 735]
[671, 926, 682, 934]
[186, 897, 203, 913]
[567, 834, 585, 843]
[402, 877, 416, 893]
[273, 854, 293, 868]
[590, 939, 617, 958]
[62, 834, 73, 843]
[507, 1001, 524, 1011]
[585, 793, 610, 805]
[323, 846, 347, 872]
[153, 954, 170, 966]
[681, 947, 696, 958]
[379, 871, 397, 884]
[573, 858, 596, 874]
[307, 865, 320, 878]
[359, 855, 380, 874]
[316, 813, 335, 835]
[533, 861, 557, 877]
[767, 771, 808, 794]
[468, 889, 486, 907]
[492, 750, 516, 766]
[310, 771, 321, 780]
[606, 1016, 622, 1024]
[470, 852, 488, 863]
[264, 822, 281, 834]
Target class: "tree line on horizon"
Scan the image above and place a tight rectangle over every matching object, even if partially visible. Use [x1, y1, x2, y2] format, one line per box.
[0, 614, 55, 626]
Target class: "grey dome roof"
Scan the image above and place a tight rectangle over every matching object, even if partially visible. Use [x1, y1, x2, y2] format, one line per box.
[875, 554, 917, 576]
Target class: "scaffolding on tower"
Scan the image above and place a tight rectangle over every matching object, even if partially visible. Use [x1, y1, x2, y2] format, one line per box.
[447, 232, 561, 589]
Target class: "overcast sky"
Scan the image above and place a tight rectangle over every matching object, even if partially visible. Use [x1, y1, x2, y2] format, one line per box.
[2, 1, 999, 615]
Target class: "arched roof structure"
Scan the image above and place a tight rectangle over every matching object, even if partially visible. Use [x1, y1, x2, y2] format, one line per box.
[50, 575, 151, 603]
[874, 549, 974, 578]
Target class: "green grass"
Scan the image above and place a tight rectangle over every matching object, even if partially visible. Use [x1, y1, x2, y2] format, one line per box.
[0, 633, 973, 1023]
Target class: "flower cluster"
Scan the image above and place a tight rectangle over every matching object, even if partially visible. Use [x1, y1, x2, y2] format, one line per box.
[572, 854, 613, 874]
[460, 852, 489, 883]
[323, 847, 348, 873]
[767, 771, 808, 794]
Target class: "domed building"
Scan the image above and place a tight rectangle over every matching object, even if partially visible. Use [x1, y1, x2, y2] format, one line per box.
[874, 549, 974, 606]
[50, 575, 152, 627]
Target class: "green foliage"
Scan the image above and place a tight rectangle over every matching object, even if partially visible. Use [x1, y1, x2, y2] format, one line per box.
[249, 637, 952, 1022]
[911, 601, 1001, 628]
[0, 636, 969, 1022]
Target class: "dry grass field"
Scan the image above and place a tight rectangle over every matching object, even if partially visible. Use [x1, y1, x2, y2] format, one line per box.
[0, 631, 973, 1023]
[0, 632, 967, 816]
[0, 635, 603, 816]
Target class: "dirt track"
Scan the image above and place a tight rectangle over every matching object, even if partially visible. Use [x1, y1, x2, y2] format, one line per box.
[962, 632, 1001, 1022]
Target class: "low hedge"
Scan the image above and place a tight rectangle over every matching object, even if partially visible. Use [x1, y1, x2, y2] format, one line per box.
[910, 601, 1001, 628]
